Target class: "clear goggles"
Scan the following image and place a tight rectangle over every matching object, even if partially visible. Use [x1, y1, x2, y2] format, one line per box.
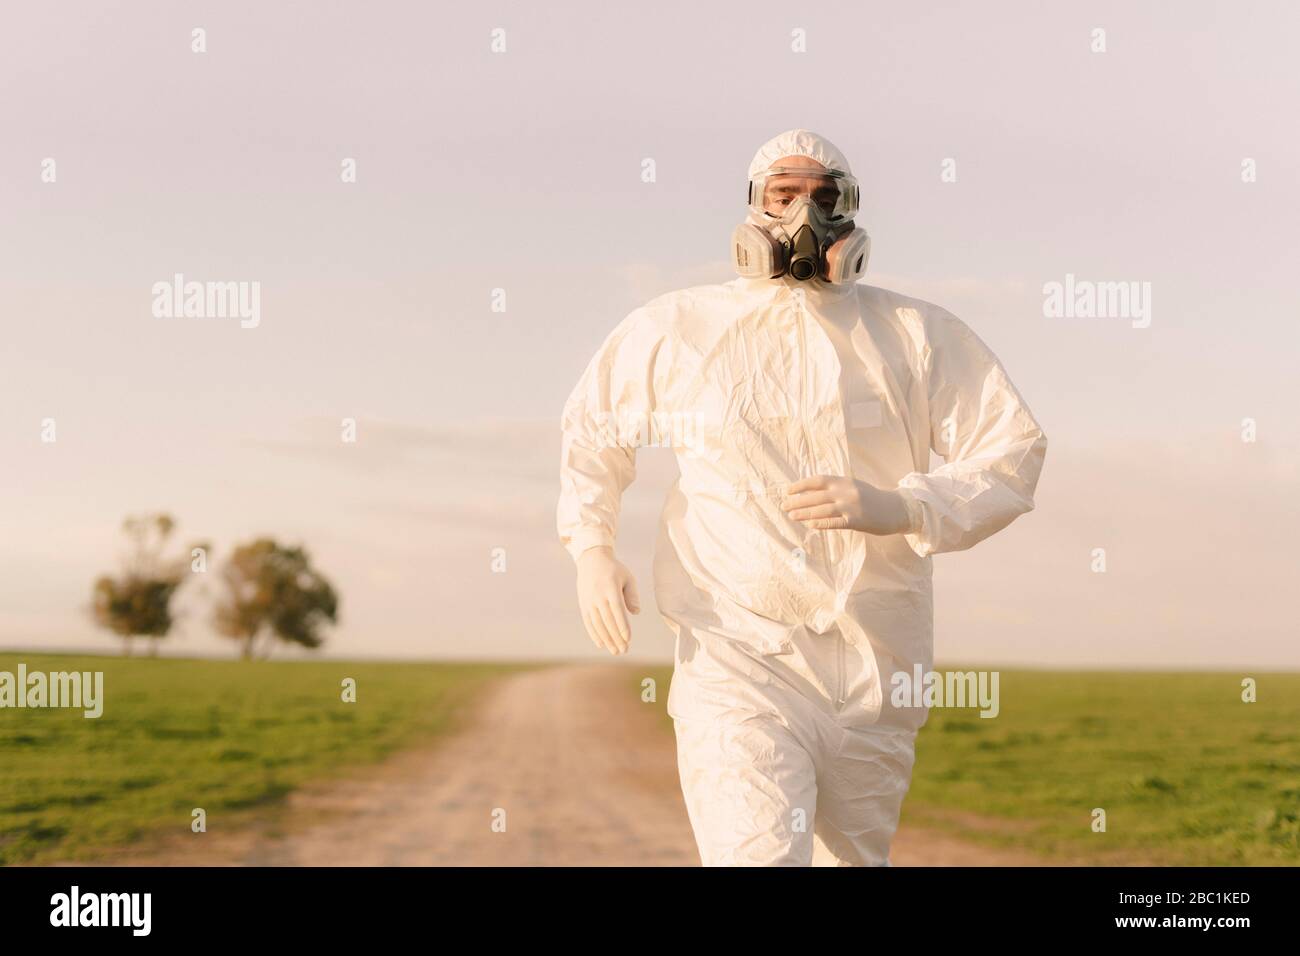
[747, 165, 860, 221]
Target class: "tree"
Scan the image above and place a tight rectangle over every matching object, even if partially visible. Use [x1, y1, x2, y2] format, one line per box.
[213, 538, 339, 660]
[91, 514, 205, 656]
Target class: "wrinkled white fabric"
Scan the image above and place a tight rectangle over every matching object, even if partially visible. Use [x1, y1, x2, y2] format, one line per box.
[557, 130, 1047, 866]
[671, 622, 916, 866]
[747, 127, 851, 177]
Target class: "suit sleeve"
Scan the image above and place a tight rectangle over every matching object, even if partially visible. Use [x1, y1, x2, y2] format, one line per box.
[895, 311, 1047, 558]
[557, 310, 661, 562]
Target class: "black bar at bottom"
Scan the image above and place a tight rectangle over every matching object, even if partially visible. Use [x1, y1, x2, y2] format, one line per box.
[0, 865, 1284, 941]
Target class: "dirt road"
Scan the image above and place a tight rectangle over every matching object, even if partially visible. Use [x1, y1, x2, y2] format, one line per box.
[110, 664, 1048, 866]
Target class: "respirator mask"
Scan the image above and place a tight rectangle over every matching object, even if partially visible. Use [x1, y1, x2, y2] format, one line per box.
[731, 165, 870, 285]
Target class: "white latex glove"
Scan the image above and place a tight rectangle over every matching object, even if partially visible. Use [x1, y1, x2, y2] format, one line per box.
[575, 546, 641, 655]
[782, 475, 914, 535]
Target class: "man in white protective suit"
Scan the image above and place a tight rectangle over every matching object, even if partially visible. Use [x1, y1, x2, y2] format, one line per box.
[557, 129, 1047, 867]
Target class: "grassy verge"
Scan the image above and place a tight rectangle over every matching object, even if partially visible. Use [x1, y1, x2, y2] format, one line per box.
[0, 653, 517, 864]
[908, 669, 1299, 865]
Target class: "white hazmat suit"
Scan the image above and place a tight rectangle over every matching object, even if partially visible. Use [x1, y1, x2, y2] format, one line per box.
[558, 130, 1047, 866]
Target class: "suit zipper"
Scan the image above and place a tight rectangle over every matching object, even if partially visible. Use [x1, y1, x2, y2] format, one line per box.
[792, 291, 820, 568]
[835, 629, 847, 708]
[793, 292, 847, 710]
[792, 290, 811, 446]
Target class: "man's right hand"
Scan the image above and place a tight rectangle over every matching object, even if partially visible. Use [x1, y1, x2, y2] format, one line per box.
[575, 546, 640, 655]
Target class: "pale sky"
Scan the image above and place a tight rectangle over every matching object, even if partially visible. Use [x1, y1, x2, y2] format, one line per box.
[2, 1, 1297, 668]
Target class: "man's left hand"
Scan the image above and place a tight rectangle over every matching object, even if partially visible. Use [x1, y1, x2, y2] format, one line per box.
[782, 475, 913, 536]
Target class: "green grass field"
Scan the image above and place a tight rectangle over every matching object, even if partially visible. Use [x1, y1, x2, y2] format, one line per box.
[6, 654, 1296, 866]
[0, 653, 514, 865]
[644, 667, 1300, 866]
